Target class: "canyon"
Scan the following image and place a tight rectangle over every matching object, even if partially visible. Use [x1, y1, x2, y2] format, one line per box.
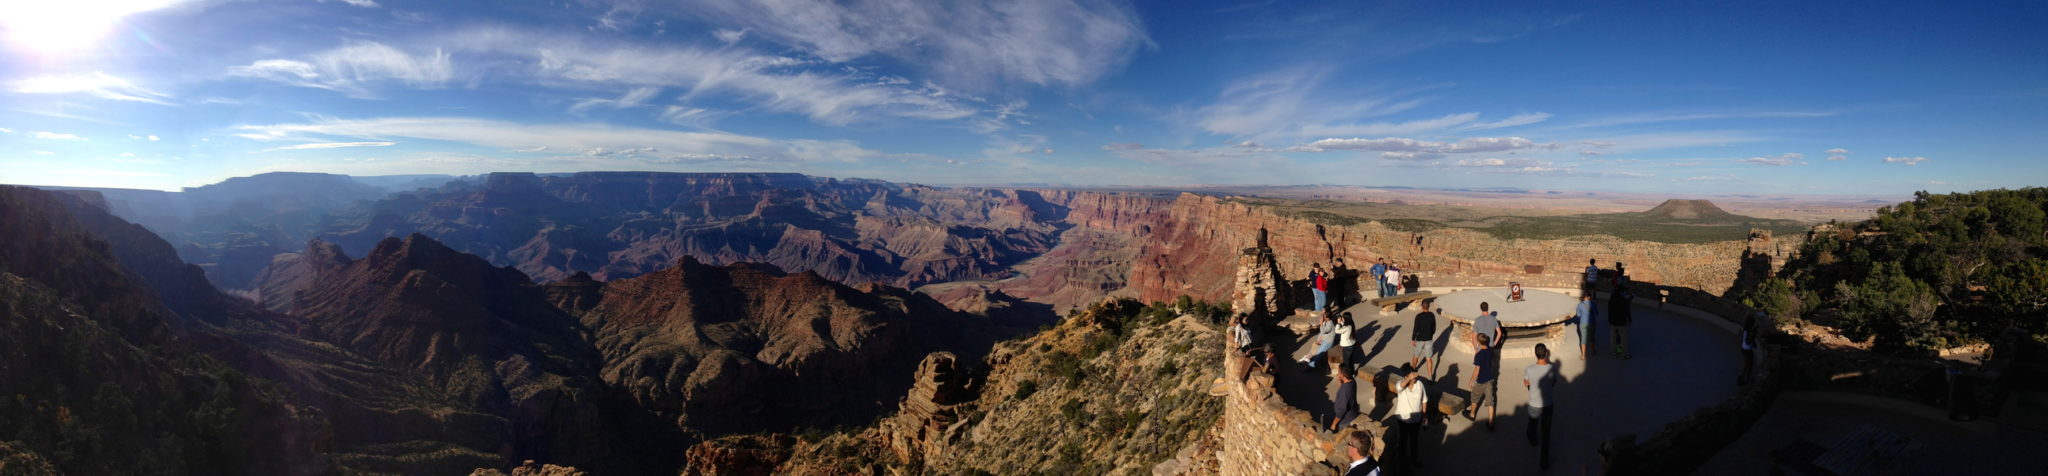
[0, 172, 1805, 474]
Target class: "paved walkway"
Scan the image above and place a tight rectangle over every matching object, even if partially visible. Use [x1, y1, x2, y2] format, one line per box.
[1268, 294, 1744, 473]
[1695, 391, 2048, 474]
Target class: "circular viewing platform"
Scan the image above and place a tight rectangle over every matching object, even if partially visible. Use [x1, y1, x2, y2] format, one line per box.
[1433, 287, 1581, 354]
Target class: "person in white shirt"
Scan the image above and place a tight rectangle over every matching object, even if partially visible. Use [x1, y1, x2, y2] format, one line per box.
[1336, 312, 1360, 367]
[1393, 363, 1427, 468]
[1383, 265, 1402, 298]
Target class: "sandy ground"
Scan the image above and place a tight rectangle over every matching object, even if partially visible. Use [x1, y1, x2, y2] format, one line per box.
[1268, 294, 1745, 473]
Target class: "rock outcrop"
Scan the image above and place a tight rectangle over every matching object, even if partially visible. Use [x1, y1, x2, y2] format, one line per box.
[719, 298, 1227, 474]
[0, 186, 332, 475]
[578, 256, 1026, 437]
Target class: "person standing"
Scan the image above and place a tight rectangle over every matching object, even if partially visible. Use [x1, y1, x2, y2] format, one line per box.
[1524, 344, 1559, 470]
[1336, 312, 1362, 368]
[1394, 363, 1427, 468]
[1739, 312, 1760, 385]
[1332, 257, 1353, 307]
[1474, 302, 1503, 351]
[1466, 337, 1499, 430]
[1609, 278, 1635, 359]
[1311, 263, 1330, 313]
[1231, 314, 1256, 353]
[1344, 429, 1382, 476]
[1576, 294, 1597, 360]
[1584, 258, 1601, 295]
[1410, 300, 1439, 377]
[1370, 259, 1389, 298]
[1330, 360, 1360, 431]
[1383, 264, 1402, 298]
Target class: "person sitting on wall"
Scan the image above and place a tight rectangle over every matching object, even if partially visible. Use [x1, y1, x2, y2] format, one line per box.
[1230, 314, 1256, 353]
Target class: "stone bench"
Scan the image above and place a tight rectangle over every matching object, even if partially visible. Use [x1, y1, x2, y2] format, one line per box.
[1367, 291, 1435, 315]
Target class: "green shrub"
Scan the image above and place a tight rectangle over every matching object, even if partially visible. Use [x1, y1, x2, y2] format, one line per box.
[1012, 380, 1039, 400]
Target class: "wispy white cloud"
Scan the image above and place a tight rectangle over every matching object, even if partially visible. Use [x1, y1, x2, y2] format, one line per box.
[713, 28, 747, 44]
[1739, 153, 1804, 166]
[321, 0, 379, 7]
[1883, 156, 1927, 166]
[229, 115, 912, 166]
[11, 72, 175, 105]
[1193, 68, 1547, 141]
[425, 27, 981, 125]
[675, 0, 1151, 89]
[0, 127, 12, 133]
[1464, 112, 1552, 130]
[1676, 174, 1738, 182]
[1445, 157, 1649, 178]
[32, 131, 85, 140]
[260, 141, 398, 152]
[1288, 136, 1551, 159]
[1559, 110, 1837, 129]
[228, 42, 453, 98]
[569, 86, 662, 114]
[1825, 148, 1850, 161]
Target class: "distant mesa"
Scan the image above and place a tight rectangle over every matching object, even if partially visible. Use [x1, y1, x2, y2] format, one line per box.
[1640, 199, 1737, 221]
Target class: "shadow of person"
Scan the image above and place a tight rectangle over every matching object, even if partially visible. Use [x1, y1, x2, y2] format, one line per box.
[1271, 326, 1337, 423]
[1431, 326, 1457, 380]
[1364, 323, 1403, 363]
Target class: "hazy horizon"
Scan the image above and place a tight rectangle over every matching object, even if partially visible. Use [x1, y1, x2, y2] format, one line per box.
[3, 1, 2043, 195]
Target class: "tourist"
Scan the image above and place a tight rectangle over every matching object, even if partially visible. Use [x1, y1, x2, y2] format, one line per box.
[1311, 262, 1330, 313]
[1466, 337, 1499, 430]
[1524, 344, 1559, 470]
[1583, 258, 1600, 295]
[1332, 257, 1354, 307]
[1739, 312, 1760, 385]
[1301, 311, 1338, 370]
[1383, 264, 1402, 298]
[1609, 277, 1635, 359]
[1230, 314, 1256, 353]
[1410, 300, 1438, 377]
[1474, 302, 1503, 351]
[1402, 270, 1421, 295]
[1344, 429, 1381, 476]
[1577, 294, 1596, 360]
[1330, 360, 1360, 432]
[1371, 259, 1389, 298]
[1337, 312, 1361, 368]
[1394, 363, 1427, 468]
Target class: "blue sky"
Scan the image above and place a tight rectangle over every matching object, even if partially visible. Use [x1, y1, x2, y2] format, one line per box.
[0, 0, 2042, 195]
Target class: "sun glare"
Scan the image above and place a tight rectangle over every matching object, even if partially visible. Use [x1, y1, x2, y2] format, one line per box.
[0, 0, 184, 54]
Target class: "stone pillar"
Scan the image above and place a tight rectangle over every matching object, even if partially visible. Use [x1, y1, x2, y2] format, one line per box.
[1233, 243, 1290, 321]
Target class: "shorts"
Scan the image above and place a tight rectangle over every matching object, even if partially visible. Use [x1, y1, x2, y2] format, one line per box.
[1578, 322, 1592, 343]
[1412, 340, 1436, 360]
[1472, 380, 1497, 409]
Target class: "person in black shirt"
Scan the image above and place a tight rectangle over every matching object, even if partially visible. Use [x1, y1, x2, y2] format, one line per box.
[1609, 278, 1635, 360]
[1410, 300, 1439, 377]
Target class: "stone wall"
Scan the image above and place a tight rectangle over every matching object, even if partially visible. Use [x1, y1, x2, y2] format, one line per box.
[1217, 342, 1380, 476]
